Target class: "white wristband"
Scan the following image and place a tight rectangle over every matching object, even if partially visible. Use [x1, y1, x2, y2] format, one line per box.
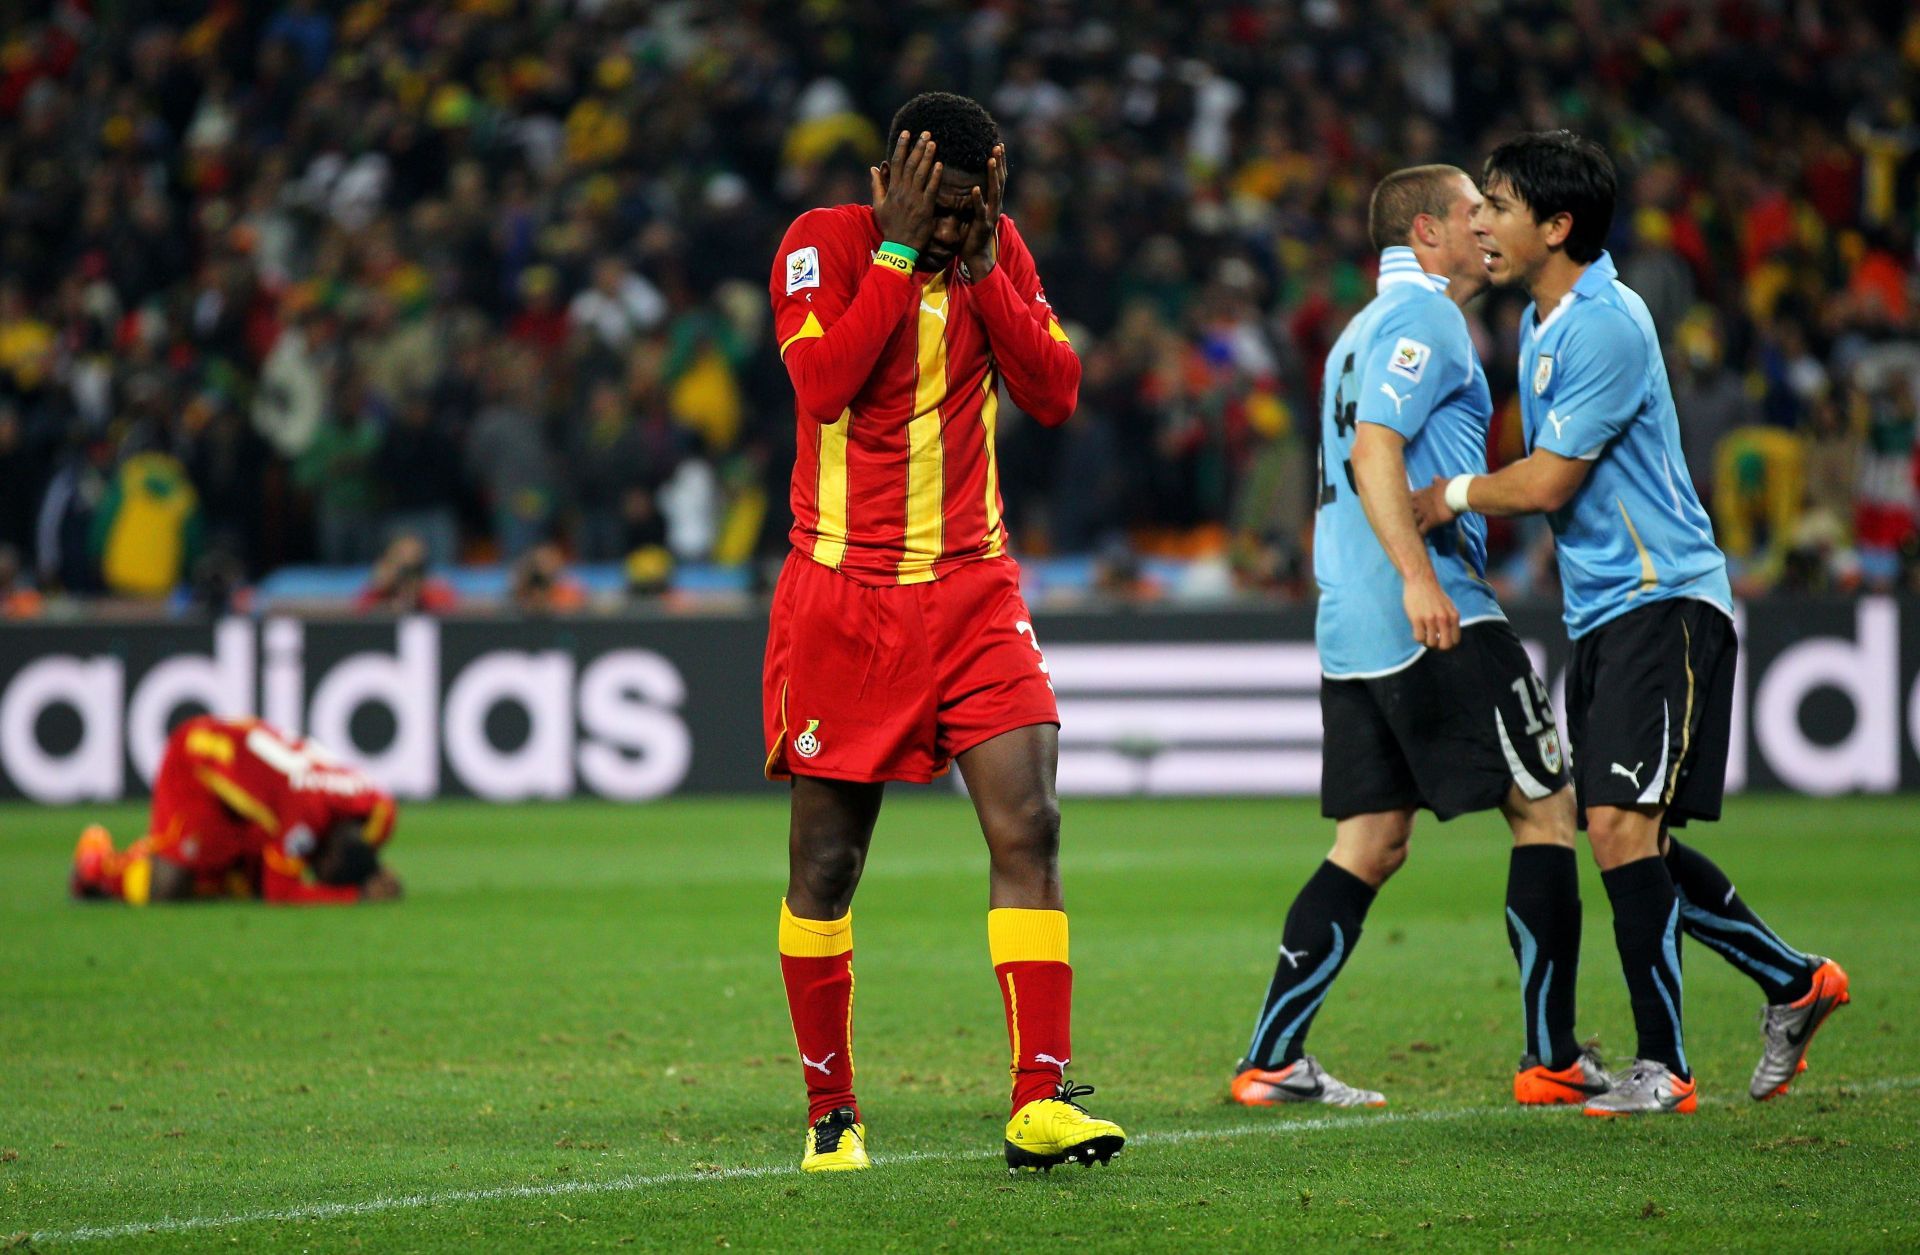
[1443, 474, 1474, 515]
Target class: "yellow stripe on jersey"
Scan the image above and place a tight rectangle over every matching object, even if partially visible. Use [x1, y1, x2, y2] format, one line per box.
[1617, 499, 1658, 599]
[899, 277, 948, 584]
[779, 310, 825, 359]
[981, 372, 1004, 559]
[194, 766, 278, 832]
[185, 726, 234, 765]
[1047, 317, 1069, 343]
[812, 409, 851, 569]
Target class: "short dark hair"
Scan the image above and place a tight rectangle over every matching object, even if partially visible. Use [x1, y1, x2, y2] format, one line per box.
[1368, 165, 1469, 252]
[1482, 130, 1616, 264]
[315, 823, 381, 886]
[888, 92, 999, 176]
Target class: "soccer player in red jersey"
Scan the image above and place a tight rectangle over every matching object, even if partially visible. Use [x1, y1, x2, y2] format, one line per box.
[70, 715, 401, 906]
[763, 93, 1124, 1174]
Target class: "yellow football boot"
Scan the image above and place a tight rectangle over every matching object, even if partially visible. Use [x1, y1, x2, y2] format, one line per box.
[1004, 1081, 1126, 1174]
[800, 1106, 869, 1172]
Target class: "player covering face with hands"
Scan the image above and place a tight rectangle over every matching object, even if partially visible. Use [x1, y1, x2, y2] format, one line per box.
[763, 92, 1123, 1174]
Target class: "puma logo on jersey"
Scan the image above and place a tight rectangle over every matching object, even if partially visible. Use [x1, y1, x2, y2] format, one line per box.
[1278, 944, 1309, 969]
[1034, 1053, 1070, 1070]
[802, 1051, 836, 1075]
[1379, 382, 1411, 415]
[1546, 409, 1570, 441]
[1611, 761, 1645, 789]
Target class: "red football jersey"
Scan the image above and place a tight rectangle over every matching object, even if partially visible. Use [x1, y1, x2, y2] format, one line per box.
[151, 715, 395, 902]
[769, 206, 1079, 585]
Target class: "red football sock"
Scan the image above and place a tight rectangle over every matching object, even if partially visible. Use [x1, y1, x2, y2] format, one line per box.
[990, 907, 1073, 1113]
[778, 900, 857, 1124]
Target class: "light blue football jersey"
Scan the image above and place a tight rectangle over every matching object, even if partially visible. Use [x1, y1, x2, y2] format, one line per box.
[1314, 247, 1504, 678]
[1517, 251, 1733, 638]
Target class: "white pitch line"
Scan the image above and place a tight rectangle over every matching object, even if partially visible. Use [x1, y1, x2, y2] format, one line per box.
[29, 1076, 1919, 1246]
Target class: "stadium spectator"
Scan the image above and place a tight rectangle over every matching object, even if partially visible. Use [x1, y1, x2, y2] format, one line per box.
[356, 532, 457, 615]
[376, 391, 462, 566]
[510, 541, 588, 616]
[0, 542, 43, 618]
[295, 390, 380, 565]
[91, 445, 203, 599]
[466, 347, 558, 561]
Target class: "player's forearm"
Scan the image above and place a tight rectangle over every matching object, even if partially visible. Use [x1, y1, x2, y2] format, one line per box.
[1453, 454, 1582, 517]
[1353, 438, 1441, 587]
[782, 266, 917, 422]
[968, 264, 1079, 426]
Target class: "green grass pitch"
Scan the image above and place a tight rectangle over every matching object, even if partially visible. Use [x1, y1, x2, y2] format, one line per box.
[3, 794, 1917, 1251]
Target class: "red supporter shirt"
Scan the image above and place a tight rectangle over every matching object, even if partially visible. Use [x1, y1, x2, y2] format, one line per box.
[154, 716, 397, 903]
[769, 206, 1079, 585]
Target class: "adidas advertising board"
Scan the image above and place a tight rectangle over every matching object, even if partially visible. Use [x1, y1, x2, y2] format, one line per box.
[0, 600, 1916, 801]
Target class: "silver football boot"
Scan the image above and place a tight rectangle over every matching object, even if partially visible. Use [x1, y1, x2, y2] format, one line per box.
[1751, 957, 1851, 1101]
[1231, 1055, 1387, 1108]
[1582, 1059, 1697, 1117]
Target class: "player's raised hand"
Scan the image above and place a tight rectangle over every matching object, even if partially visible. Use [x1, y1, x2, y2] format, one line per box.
[871, 131, 941, 254]
[1404, 573, 1461, 652]
[1410, 475, 1457, 535]
[961, 143, 1006, 281]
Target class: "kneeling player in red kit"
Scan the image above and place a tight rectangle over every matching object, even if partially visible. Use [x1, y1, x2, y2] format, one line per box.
[763, 93, 1124, 1174]
[70, 715, 400, 906]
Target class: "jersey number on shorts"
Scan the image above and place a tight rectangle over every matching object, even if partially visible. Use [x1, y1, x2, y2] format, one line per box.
[1015, 620, 1054, 690]
[1509, 674, 1552, 735]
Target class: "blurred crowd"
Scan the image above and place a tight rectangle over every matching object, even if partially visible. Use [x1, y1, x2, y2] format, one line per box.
[0, 0, 1916, 616]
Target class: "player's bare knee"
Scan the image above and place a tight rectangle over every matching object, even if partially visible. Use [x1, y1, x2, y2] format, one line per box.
[1585, 805, 1661, 869]
[1364, 839, 1410, 883]
[985, 793, 1061, 873]
[1329, 811, 1413, 887]
[1506, 786, 1576, 848]
[788, 833, 865, 912]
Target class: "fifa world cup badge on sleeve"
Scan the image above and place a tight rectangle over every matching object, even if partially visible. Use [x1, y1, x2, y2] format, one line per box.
[1534, 354, 1554, 395]
[1388, 338, 1430, 383]
[787, 247, 820, 295]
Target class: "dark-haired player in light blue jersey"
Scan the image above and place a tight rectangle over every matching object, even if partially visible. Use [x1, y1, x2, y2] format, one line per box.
[1232, 166, 1603, 1113]
[1415, 131, 1849, 1117]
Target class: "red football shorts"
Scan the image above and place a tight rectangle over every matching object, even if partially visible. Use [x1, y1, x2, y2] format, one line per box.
[762, 552, 1059, 784]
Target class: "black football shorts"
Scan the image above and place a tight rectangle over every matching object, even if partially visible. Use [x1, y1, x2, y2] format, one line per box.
[1564, 597, 1736, 829]
[1321, 621, 1568, 821]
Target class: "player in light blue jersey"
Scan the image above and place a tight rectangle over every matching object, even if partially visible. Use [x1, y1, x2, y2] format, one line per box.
[1415, 132, 1848, 1116]
[1232, 167, 1608, 1114]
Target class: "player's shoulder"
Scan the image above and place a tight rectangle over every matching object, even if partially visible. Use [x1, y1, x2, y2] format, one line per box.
[780, 203, 874, 244]
[1369, 284, 1468, 350]
[775, 205, 874, 294]
[1562, 289, 1650, 363]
